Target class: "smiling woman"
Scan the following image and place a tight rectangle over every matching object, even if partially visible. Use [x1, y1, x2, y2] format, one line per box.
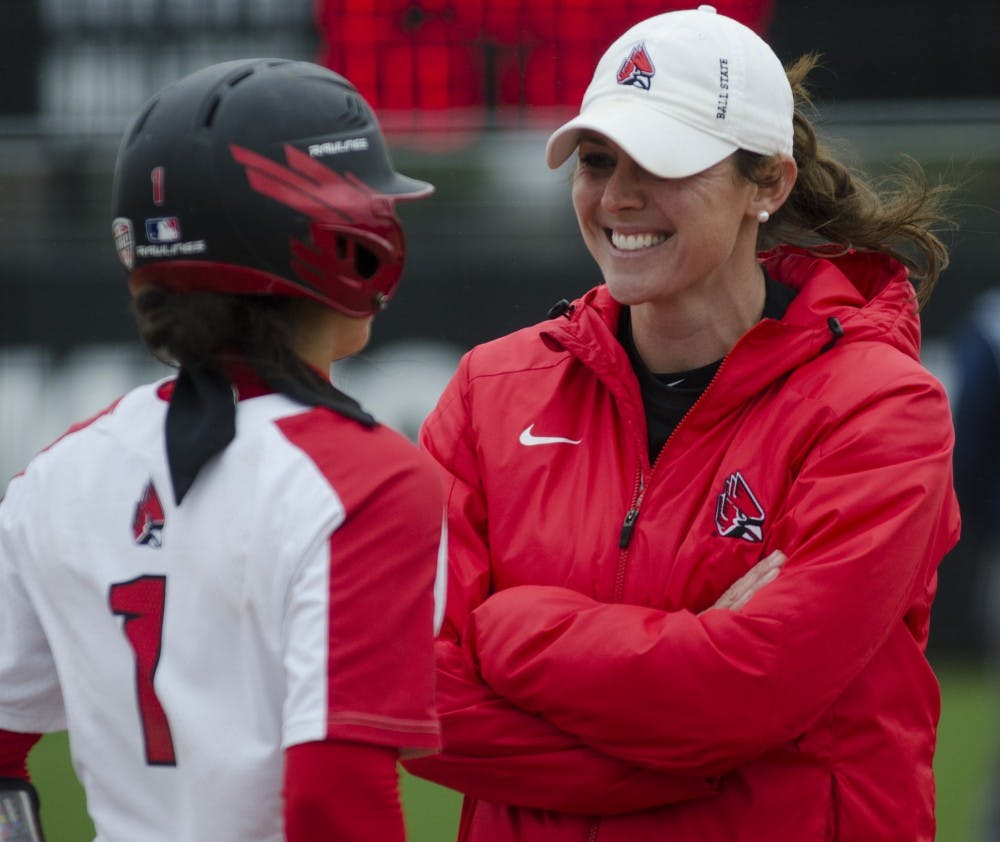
[403, 5, 960, 842]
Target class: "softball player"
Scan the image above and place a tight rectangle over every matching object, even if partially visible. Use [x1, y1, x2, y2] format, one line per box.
[0, 59, 445, 841]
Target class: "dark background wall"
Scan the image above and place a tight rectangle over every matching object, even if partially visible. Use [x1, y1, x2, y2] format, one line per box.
[1, 0, 998, 356]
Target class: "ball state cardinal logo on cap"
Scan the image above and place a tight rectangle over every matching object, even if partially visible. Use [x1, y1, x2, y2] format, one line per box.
[617, 43, 655, 90]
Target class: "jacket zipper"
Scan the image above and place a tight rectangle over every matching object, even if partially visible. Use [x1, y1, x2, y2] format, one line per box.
[583, 312, 826, 841]
[618, 480, 644, 549]
[615, 349, 735, 553]
[617, 315, 841, 553]
[615, 467, 644, 597]
[597, 358, 735, 842]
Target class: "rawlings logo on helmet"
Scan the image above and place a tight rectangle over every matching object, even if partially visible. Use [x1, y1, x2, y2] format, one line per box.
[617, 42, 655, 90]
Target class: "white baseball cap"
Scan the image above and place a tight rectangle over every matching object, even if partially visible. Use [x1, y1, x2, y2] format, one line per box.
[546, 5, 793, 179]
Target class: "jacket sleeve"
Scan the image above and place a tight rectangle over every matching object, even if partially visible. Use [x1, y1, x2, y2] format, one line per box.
[468, 372, 960, 777]
[404, 356, 718, 813]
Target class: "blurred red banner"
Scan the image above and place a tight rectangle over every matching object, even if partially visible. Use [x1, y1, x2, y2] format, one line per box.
[314, 1, 774, 147]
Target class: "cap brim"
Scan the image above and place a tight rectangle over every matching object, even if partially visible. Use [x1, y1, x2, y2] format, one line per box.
[546, 97, 738, 180]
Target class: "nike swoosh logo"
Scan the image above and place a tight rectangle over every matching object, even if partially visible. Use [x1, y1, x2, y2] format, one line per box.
[519, 424, 582, 446]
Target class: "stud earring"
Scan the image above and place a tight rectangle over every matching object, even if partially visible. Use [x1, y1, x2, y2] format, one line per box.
[757, 209, 770, 223]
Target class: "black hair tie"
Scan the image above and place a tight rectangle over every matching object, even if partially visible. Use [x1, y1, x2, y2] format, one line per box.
[165, 361, 377, 506]
[165, 365, 237, 505]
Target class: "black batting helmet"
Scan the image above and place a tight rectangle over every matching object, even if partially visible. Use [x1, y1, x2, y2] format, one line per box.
[111, 59, 433, 317]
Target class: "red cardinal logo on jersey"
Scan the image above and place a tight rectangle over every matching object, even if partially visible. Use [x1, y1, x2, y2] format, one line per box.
[133, 480, 165, 547]
[617, 43, 655, 90]
[715, 472, 765, 542]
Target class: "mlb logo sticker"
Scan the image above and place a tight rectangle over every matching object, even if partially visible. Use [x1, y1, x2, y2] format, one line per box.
[617, 42, 655, 90]
[145, 217, 182, 243]
[112, 217, 135, 270]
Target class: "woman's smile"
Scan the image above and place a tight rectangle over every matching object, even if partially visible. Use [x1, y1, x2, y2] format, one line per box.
[608, 229, 671, 252]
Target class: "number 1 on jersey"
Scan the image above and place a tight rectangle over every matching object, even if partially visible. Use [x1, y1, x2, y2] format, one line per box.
[109, 575, 177, 766]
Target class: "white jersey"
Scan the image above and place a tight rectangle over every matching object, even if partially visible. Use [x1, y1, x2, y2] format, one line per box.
[0, 375, 445, 841]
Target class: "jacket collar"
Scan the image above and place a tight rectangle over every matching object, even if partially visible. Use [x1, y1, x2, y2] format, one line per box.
[539, 246, 921, 423]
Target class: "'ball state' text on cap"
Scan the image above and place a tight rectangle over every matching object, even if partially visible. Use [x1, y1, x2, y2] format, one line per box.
[717, 58, 730, 119]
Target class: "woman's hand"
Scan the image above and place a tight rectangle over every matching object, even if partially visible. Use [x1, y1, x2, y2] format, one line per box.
[710, 550, 787, 612]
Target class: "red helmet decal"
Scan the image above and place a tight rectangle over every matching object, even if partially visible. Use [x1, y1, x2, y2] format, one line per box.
[617, 43, 655, 90]
[229, 143, 405, 315]
[230, 143, 392, 225]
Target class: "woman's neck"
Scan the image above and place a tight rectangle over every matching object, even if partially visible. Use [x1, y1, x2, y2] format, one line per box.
[628, 264, 766, 374]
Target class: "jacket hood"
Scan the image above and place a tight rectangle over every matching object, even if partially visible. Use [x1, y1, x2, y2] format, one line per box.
[762, 246, 921, 360]
[541, 245, 922, 420]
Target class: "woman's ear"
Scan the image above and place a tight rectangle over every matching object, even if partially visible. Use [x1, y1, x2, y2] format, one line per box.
[750, 155, 798, 221]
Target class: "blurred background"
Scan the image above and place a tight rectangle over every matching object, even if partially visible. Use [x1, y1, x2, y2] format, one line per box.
[1, 1, 998, 839]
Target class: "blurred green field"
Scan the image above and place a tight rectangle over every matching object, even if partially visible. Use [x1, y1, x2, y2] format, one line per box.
[27, 661, 998, 841]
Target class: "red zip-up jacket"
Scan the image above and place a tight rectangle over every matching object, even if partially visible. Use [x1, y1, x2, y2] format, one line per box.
[405, 246, 960, 841]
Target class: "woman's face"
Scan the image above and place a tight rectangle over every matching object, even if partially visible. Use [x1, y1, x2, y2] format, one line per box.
[571, 133, 759, 307]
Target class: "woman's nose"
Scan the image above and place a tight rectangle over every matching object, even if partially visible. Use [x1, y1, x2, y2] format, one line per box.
[601, 163, 645, 212]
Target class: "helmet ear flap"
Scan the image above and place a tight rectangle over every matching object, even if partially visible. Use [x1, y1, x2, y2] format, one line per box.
[290, 212, 406, 317]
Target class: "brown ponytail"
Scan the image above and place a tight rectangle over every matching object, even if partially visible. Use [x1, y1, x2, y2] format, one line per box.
[737, 54, 955, 308]
[131, 286, 321, 383]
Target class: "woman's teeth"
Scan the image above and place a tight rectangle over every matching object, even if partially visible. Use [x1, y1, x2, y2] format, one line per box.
[610, 231, 669, 251]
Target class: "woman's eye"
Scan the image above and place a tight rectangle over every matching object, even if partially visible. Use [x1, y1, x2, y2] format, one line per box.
[579, 152, 615, 171]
